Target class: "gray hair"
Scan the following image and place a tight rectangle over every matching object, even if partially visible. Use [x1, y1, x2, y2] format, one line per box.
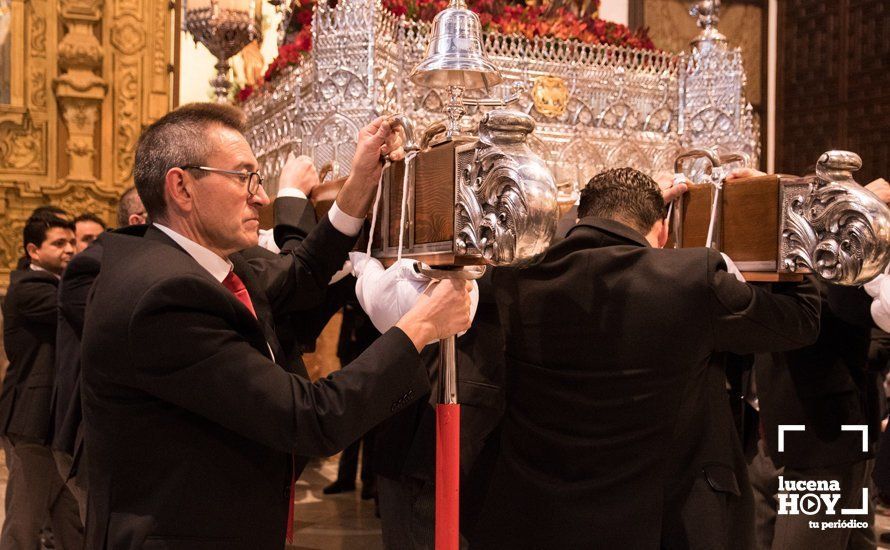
[133, 102, 246, 222]
[116, 186, 144, 226]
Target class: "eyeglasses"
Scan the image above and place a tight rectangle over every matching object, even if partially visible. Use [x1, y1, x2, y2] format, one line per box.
[180, 165, 264, 197]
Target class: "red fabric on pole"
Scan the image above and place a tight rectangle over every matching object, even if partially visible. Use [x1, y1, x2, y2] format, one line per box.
[436, 403, 460, 550]
[286, 469, 295, 544]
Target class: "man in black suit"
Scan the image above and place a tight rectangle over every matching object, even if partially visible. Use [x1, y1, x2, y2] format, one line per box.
[53, 165, 318, 523]
[80, 102, 473, 549]
[52, 188, 147, 521]
[749, 284, 878, 550]
[321, 295, 382, 500]
[470, 168, 822, 549]
[720, 167, 881, 550]
[0, 214, 83, 549]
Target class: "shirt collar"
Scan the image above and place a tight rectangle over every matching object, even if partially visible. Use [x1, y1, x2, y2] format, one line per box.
[153, 223, 233, 283]
[29, 263, 60, 279]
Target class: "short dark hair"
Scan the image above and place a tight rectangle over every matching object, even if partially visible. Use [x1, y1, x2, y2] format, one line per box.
[29, 205, 70, 221]
[133, 102, 247, 221]
[74, 212, 107, 230]
[117, 186, 145, 227]
[577, 168, 666, 234]
[21, 215, 73, 267]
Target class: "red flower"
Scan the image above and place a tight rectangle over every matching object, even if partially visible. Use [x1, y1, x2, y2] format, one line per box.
[295, 8, 313, 27]
[237, 85, 255, 102]
[293, 28, 312, 52]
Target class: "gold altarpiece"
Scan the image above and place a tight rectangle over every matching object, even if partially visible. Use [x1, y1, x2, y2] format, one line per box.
[0, 0, 174, 290]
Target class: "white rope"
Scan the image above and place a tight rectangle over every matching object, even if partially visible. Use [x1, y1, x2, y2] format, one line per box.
[364, 151, 418, 261]
[705, 185, 721, 249]
[365, 165, 386, 256]
[396, 151, 418, 262]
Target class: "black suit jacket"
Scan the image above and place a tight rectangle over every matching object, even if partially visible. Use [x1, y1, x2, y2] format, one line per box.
[756, 282, 879, 469]
[0, 268, 62, 443]
[81, 218, 430, 550]
[471, 217, 821, 549]
[660, 350, 757, 550]
[53, 197, 315, 465]
[52, 237, 105, 459]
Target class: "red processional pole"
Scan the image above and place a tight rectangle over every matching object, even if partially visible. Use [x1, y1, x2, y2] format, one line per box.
[435, 335, 460, 550]
[418, 265, 485, 550]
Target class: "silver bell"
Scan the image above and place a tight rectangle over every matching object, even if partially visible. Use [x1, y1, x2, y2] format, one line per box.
[410, 0, 503, 90]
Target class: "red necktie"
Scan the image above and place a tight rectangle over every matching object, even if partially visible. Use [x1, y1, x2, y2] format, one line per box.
[221, 271, 257, 318]
[221, 270, 296, 543]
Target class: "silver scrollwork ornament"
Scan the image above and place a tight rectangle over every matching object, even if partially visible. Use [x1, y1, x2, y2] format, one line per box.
[455, 110, 558, 267]
[782, 151, 890, 286]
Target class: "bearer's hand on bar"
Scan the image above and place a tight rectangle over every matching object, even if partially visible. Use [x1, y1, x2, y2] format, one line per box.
[655, 174, 688, 205]
[866, 178, 890, 205]
[726, 167, 767, 181]
[278, 153, 319, 196]
[337, 117, 406, 218]
[396, 279, 473, 352]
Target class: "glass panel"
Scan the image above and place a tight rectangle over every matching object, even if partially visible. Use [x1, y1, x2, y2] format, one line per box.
[0, 0, 11, 104]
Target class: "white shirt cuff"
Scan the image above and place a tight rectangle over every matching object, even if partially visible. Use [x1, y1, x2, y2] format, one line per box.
[276, 188, 307, 200]
[328, 201, 364, 237]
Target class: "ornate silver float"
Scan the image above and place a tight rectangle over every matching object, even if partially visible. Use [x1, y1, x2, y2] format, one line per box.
[241, 0, 759, 203]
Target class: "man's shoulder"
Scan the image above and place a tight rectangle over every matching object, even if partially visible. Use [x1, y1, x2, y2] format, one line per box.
[65, 242, 104, 277]
[495, 241, 722, 299]
[542, 237, 718, 271]
[9, 267, 56, 283]
[2, 270, 57, 319]
[94, 229, 218, 301]
[6, 269, 58, 296]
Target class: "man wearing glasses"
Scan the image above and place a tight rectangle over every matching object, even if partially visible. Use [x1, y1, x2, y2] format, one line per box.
[79, 103, 473, 549]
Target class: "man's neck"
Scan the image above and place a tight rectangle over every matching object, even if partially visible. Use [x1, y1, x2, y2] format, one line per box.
[30, 261, 60, 277]
[154, 217, 231, 259]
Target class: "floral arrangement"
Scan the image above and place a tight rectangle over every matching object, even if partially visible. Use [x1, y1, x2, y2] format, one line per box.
[236, 0, 654, 103]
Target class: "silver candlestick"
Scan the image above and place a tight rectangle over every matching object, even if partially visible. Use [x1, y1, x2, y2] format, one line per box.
[183, 0, 260, 102]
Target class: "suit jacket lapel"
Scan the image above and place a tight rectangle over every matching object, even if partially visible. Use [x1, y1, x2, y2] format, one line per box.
[143, 227, 277, 362]
[231, 254, 284, 365]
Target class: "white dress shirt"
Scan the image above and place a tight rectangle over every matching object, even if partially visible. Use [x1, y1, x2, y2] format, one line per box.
[29, 263, 60, 279]
[154, 223, 233, 283]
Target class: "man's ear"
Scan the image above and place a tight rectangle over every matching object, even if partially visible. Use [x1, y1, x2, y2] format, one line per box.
[652, 218, 669, 249]
[644, 218, 667, 248]
[26, 242, 40, 261]
[164, 168, 193, 216]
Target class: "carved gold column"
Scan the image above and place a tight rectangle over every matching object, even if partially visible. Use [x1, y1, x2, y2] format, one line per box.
[0, 0, 173, 290]
[54, 0, 106, 182]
